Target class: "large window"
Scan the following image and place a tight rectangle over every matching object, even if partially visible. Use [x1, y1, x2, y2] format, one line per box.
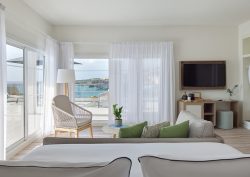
[6, 43, 45, 149]
[6, 45, 25, 147]
[74, 59, 109, 120]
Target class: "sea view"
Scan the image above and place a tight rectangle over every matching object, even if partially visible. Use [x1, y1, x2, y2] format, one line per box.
[75, 79, 109, 98]
[74, 59, 109, 99]
[7, 59, 109, 108]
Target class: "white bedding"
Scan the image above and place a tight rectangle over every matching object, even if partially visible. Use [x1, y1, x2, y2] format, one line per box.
[23, 143, 245, 177]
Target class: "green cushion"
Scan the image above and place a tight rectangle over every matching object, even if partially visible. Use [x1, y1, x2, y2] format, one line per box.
[141, 121, 170, 138]
[159, 121, 189, 138]
[119, 121, 148, 138]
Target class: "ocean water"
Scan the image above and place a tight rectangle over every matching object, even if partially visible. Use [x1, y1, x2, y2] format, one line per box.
[8, 82, 108, 99]
[74, 85, 108, 98]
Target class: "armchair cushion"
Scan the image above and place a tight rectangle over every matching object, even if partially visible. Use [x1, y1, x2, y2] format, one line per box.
[77, 118, 92, 127]
[53, 95, 73, 115]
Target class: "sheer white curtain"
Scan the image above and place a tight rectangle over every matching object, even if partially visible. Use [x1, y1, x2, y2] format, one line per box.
[0, 3, 6, 160]
[109, 42, 175, 125]
[58, 42, 74, 100]
[43, 37, 59, 136]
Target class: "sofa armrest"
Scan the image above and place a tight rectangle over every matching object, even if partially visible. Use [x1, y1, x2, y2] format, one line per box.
[43, 137, 224, 145]
[214, 133, 224, 143]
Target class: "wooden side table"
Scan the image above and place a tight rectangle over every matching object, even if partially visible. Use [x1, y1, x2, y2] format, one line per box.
[102, 124, 129, 138]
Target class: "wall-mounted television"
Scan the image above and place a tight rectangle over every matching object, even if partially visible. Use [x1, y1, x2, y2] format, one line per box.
[180, 61, 226, 90]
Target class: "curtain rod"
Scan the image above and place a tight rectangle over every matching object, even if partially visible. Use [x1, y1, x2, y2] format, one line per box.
[0, 3, 5, 10]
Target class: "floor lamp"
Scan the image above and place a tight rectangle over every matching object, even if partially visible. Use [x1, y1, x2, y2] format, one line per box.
[57, 69, 75, 97]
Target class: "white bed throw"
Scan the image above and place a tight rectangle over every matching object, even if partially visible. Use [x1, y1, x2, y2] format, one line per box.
[0, 157, 131, 177]
[23, 142, 246, 177]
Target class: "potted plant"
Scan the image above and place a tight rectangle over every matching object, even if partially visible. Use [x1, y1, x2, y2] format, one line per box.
[113, 104, 123, 127]
[226, 84, 239, 100]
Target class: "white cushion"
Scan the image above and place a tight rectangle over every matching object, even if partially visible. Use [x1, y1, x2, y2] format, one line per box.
[77, 118, 91, 127]
[189, 120, 214, 138]
[176, 111, 201, 125]
[0, 157, 131, 177]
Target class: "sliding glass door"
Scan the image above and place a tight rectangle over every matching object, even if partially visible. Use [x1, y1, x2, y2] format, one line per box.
[6, 44, 25, 148]
[6, 42, 45, 150]
[26, 50, 45, 136]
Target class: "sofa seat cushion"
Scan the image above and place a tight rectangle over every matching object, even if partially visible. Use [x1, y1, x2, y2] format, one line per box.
[159, 121, 189, 138]
[141, 121, 170, 138]
[189, 120, 214, 138]
[119, 121, 147, 138]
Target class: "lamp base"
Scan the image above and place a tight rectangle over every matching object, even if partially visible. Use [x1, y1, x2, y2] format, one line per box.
[64, 83, 69, 97]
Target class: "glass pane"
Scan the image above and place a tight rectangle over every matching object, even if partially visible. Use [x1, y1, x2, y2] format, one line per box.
[26, 50, 44, 136]
[74, 59, 109, 120]
[6, 45, 24, 147]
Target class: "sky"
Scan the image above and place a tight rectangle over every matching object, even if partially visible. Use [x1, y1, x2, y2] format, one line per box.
[74, 59, 109, 80]
[6, 45, 24, 82]
[6, 45, 23, 60]
[6, 44, 109, 82]
[7, 45, 44, 83]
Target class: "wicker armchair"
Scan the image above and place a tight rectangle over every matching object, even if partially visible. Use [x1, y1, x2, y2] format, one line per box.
[52, 95, 93, 138]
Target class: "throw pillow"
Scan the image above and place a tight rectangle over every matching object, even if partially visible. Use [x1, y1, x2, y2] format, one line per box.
[159, 121, 189, 138]
[119, 121, 148, 138]
[189, 120, 214, 138]
[141, 121, 170, 138]
[175, 111, 201, 125]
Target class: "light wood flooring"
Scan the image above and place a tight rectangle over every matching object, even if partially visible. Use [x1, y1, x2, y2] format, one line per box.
[11, 127, 250, 160]
[11, 126, 111, 160]
[215, 128, 250, 153]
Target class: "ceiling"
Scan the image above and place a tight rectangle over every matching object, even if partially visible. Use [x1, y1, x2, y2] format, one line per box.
[23, 0, 250, 26]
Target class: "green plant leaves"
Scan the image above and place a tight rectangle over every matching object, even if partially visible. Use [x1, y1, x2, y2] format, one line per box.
[112, 104, 123, 119]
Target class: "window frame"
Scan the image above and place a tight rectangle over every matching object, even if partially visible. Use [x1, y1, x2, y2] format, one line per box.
[74, 58, 109, 121]
[6, 38, 45, 152]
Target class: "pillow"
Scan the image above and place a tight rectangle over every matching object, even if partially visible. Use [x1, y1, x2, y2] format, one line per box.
[119, 121, 147, 138]
[0, 157, 132, 177]
[139, 155, 250, 177]
[141, 121, 170, 138]
[189, 120, 214, 138]
[176, 111, 201, 125]
[159, 121, 189, 138]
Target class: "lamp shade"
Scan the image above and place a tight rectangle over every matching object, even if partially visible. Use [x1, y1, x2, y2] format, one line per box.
[57, 69, 75, 83]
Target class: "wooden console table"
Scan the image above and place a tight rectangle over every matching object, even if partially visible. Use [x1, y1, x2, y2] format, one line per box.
[177, 100, 241, 128]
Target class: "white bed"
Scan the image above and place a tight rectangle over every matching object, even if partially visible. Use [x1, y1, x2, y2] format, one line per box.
[23, 142, 247, 177]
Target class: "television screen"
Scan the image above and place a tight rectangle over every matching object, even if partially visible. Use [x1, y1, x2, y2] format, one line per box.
[181, 61, 226, 89]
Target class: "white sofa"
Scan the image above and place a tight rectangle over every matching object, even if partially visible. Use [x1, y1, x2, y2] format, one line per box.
[176, 111, 215, 138]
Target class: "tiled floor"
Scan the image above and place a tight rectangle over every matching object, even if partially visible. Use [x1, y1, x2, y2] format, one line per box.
[11, 127, 250, 160]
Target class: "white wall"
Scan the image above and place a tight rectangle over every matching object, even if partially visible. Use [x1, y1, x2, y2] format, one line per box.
[2, 0, 52, 51]
[52, 26, 239, 100]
